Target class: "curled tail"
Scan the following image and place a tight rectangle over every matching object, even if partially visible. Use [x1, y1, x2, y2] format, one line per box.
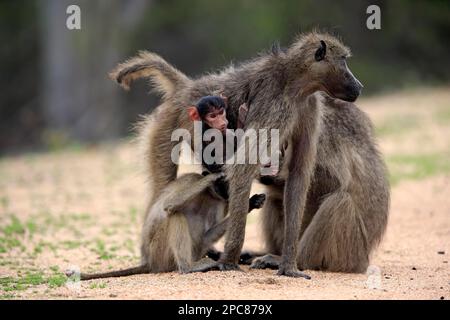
[109, 51, 191, 99]
[66, 265, 149, 281]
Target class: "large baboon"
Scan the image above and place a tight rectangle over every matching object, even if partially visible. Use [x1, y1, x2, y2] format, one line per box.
[111, 32, 389, 276]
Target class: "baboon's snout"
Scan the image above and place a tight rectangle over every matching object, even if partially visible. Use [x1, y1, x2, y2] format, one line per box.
[342, 73, 363, 102]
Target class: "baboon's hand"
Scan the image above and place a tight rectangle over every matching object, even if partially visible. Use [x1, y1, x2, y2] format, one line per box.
[277, 264, 311, 279]
[249, 194, 266, 209]
[204, 171, 225, 183]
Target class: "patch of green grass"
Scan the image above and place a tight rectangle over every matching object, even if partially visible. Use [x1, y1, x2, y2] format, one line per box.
[0, 269, 68, 293]
[68, 212, 92, 222]
[0, 293, 15, 299]
[47, 273, 66, 288]
[0, 237, 23, 251]
[0, 271, 46, 292]
[89, 282, 107, 289]
[375, 115, 420, 137]
[33, 244, 43, 255]
[61, 240, 83, 249]
[101, 228, 115, 236]
[93, 239, 115, 260]
[387, 152, 450, 186]
[33, 240, 57, 256]
[26, 220, 37, 236]
[2, 215, 25, 236]
[22, 272, 46, 286]
[50, 266, 59, 273]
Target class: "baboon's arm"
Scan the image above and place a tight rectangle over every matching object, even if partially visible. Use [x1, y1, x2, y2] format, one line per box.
[163, 173, 223, 215]
[278, 93, 321, 278]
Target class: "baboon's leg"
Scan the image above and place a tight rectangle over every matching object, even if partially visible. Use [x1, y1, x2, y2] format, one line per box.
[277, 94, 321, 278]
[237, 195, 284, 265]
[261, 195, 284, 255]
[216, 163, 259, 270]
[201, 217, 229, 254]
[168, 214, 193, 273]
[248, 188, 319, 271]
[297, 190, 370, 273]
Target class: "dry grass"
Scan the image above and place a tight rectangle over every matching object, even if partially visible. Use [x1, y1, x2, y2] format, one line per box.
[0, 87, 449, 299]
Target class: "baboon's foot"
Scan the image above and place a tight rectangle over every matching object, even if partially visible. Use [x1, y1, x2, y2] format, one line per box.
[239, 251, 260, 265]
[250, 254, 281, 270]
[189, 257, 218, 273]
[207, 249, 258, 265]
[277, 263, 311, 279]
[177, 265, 191, 274]
[206, 248, 222, 261]
[216, 262, 243, 272]
[191, 260, 243, 273]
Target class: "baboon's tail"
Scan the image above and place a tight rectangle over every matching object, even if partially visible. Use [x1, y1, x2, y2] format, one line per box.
[109, 51, 191, 100]
[67, 265, 149, 281]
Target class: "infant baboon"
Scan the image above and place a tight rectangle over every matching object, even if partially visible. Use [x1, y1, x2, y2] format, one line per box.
[73, 172, 265, 280]
[110, 31, 389, 277]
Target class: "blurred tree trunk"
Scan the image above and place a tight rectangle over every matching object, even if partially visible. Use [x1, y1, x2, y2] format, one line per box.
[40, 0, 150, 143]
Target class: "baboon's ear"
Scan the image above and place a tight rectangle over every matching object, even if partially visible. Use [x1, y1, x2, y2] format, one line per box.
[187, 106, 201, 122]
[315, 40, 327, 61]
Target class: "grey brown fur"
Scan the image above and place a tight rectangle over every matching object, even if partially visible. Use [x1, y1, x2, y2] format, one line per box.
[110, 31, 390, 276]
[74, 172, 265, 280]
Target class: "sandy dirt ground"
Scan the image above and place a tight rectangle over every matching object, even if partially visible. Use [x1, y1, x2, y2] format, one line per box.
[0, 87, 449, 300]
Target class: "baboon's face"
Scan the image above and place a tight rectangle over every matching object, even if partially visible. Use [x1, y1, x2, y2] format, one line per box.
[305, 39, 363, 102]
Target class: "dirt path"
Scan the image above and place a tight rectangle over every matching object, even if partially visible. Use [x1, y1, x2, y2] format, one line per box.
[0, 87, 449, 299]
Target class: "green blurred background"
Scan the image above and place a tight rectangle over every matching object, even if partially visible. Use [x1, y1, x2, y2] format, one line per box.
[0, 0, 449, 153]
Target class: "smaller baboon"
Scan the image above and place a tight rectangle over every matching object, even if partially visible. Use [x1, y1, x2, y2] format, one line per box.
[70, 172, 265, 280]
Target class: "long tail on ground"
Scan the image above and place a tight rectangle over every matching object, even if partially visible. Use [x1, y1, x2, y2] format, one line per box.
[109, 51, 191, 100]
[70, 265, 149, 281]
